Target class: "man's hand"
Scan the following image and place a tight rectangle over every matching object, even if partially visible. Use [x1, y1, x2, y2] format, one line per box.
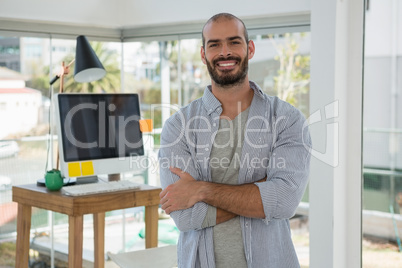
[159, 167, 201, 214]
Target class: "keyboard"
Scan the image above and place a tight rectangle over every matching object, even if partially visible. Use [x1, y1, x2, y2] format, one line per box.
[61, 180, 141, 196]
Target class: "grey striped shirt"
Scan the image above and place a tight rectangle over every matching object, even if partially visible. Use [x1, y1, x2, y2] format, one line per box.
[159, 81, 311, 268]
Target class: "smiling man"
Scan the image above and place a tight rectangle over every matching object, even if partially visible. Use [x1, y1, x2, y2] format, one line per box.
[158, 13, 312, 268]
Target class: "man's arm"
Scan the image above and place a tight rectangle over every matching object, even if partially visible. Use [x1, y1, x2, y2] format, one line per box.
[216, 208, 237, 224]
[160, 167, 265, 219]
[213, 177, 271, 223]
[201, 182, 265, 219]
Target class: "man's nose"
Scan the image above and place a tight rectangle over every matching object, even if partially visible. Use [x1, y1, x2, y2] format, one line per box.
[219, 43, 231, 57]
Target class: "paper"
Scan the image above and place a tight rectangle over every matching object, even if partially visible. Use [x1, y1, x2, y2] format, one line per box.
[68, 162, 81, 177]
[81, 161, 94, 176]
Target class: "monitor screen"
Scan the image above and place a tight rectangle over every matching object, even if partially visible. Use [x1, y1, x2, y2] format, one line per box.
[55, 93, 144, 180]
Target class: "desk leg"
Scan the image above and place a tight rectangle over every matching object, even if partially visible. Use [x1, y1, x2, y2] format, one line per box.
[145, 205, 159, 248]
[68, 215, 83, 268]
[15, 204, 31, 268]
[94, 212, 105, 268]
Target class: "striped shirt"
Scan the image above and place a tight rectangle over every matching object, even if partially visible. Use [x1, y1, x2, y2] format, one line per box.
[159, 81, 312, 268]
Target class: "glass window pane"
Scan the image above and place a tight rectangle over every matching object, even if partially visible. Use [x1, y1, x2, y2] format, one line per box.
[124, 41, 161, 125]
[0, 35, 51, 266]
[249, 33, 310, 117]
[180, 39, 209, 105]
[363, 0, 402, 266]
[249, 32, 311, 267]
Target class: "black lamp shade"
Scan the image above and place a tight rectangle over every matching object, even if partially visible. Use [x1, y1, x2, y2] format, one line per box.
[74, 35, 106, 83]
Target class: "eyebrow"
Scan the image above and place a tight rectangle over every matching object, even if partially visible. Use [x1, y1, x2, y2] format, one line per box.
[206, 36, 243, 45]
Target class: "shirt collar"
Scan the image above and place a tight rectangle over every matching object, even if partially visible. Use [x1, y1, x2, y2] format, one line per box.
[202, 85, 222, 115]
[201, 80, 264, 115]
[249, 80, 265, 99]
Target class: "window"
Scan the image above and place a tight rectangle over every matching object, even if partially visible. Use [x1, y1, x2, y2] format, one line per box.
[362, 0, 402, 266]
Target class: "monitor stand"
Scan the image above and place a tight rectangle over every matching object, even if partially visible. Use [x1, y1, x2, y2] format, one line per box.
[75, 176, 99, 184]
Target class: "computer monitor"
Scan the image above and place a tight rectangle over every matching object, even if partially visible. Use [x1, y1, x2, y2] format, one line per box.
[54, 93, 144, 183]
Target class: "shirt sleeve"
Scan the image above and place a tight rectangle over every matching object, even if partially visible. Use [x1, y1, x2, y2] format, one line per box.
[255, 108, 312, 223]
[201, 205, 217, 228]
[158, 112, 210, 232]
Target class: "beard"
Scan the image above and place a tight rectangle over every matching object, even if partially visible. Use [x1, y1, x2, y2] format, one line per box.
[205, 54, 249, 88]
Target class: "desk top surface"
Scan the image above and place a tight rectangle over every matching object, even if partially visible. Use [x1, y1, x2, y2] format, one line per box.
[12, 183, 161, 216]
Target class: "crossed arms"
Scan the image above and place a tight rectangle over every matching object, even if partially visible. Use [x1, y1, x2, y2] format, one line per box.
[160, 167, 266, 224]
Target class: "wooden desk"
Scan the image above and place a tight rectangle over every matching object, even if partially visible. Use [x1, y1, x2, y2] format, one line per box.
[12, 183, 162, 268]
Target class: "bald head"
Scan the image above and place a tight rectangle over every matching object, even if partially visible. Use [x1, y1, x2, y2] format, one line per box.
[202, 13, 249, 48]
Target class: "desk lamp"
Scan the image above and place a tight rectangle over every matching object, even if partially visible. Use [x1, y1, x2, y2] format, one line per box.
[38, 35, 106, 186]
[50, 35, 106, 91]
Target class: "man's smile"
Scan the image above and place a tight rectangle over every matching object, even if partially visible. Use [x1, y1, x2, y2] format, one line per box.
[215, 59, 239, 71]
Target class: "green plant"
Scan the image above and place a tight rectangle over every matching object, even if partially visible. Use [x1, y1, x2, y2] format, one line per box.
[0, 242, 16, 267]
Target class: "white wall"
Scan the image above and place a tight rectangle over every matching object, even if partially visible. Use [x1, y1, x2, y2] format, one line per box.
[0, 0, 310, 29]
[0, 0, 121, 28]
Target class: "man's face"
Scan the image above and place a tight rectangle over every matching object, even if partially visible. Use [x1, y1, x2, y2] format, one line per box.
[201, 19, 255, 87]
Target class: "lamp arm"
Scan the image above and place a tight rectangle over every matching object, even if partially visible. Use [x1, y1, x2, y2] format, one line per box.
[49, 59, 76, 86]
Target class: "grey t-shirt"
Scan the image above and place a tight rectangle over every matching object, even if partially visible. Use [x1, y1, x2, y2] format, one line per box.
[202, 107, 250, 268]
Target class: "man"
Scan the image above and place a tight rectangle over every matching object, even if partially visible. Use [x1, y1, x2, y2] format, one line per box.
[159, 13, 311, 268]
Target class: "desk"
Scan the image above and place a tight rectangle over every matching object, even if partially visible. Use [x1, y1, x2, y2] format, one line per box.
[12, 183, 162, 268]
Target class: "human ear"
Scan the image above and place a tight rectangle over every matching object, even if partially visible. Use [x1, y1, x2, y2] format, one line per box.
[201, 46, 207, 64]
[248, 40, 255, 60]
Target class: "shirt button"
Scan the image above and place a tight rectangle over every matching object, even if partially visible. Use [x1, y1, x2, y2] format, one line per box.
[245, 222, 249, 227]
[205, 148, 209, 151]
[213, 123, 216, 127]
